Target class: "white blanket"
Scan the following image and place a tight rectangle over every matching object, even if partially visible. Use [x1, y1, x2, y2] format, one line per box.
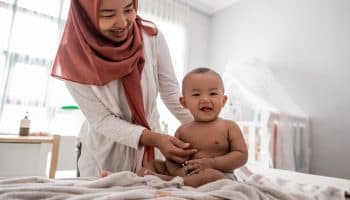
[0, 171, 346, 200]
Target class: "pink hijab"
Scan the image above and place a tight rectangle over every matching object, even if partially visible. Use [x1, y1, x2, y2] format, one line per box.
[52, 0, 157, 165]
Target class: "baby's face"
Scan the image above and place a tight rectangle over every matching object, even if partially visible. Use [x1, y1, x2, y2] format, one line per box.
[181, 72, 227, 122]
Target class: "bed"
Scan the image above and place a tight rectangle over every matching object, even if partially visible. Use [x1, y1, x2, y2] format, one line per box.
[1, 164, 348, 200]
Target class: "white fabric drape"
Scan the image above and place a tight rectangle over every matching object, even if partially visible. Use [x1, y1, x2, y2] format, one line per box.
[222, 58, 311, 173]
[270, 114, 311, 173]
[271, 114, 310, 173]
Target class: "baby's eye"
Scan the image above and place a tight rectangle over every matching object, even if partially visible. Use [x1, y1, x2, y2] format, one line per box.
[192, 93, 200, 97]
[210, 92, 218, 96]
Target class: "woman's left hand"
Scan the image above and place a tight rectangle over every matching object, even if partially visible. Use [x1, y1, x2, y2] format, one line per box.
[184, 158, 214, 176]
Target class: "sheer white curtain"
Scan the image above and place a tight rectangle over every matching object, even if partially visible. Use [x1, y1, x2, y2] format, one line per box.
[0, 0, 189, 136]
[0, 0, 78, 135]
[139, 0, 190, 135]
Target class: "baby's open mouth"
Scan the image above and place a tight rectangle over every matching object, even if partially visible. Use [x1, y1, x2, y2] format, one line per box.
[200, 106, 213, 112]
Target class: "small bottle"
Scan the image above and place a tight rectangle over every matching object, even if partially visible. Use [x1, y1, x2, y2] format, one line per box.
[19, 112, 30, 136]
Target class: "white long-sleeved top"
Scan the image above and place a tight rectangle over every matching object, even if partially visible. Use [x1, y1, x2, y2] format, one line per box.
[65, 31, 192, 177]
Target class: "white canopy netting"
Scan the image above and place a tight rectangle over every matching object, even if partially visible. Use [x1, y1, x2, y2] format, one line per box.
[220, 58, 310, 173]
[221, 58, 307, 122]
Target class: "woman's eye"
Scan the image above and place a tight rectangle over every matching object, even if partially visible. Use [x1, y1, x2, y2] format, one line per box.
[101, 14, 114, 18]
[124, 9, 133, 13]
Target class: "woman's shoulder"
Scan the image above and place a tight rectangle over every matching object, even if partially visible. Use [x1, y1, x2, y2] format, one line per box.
[142, 29, 165, 44]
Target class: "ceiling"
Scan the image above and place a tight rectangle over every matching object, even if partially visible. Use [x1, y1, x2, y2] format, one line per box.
[182, 0, 240, 15]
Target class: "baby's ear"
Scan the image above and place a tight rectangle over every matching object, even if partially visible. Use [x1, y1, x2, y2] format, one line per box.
[222, 95, 228, 106]
[179, 96, 186, 108]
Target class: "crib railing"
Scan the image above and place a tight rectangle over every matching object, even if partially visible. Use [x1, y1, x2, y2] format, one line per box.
[237, 118, 310, 172]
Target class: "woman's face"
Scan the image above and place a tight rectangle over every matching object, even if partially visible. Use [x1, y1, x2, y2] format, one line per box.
[98, 0, 136, 43]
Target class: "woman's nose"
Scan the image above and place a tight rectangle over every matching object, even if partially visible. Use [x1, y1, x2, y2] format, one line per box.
[114, 13, 127, 28]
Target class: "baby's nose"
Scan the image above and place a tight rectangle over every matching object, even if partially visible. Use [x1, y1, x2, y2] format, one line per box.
[199, 95, 210, 102]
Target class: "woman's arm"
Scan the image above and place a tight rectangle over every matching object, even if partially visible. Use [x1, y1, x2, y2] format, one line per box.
[156, 32, 193, 124]
[66, 80, 196, 162]
[65, 81, 145, 150]
[140, 128, 196, 163]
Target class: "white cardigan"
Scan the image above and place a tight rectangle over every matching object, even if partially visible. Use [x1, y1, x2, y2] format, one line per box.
[65, 31, 192, 177]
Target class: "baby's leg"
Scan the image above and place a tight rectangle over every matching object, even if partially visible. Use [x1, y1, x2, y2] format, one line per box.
[142, 170, 174, 181]
[137, 160, 168, 177]
[165, 160, 187, 177]
[183, 168, 227, 187]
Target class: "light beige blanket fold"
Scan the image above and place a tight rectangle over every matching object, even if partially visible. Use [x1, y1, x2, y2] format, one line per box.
[0, 171, 346, 200]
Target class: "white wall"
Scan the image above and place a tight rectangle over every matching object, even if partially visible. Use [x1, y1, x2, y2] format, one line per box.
[186, 10, 211, 71]
[210, 0, 350, 178]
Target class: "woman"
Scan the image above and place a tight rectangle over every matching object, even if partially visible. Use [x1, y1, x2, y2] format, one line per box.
[51, 0, 196, 177]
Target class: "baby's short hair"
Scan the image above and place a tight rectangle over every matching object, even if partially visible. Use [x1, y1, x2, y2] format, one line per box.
[182, 67, 224, 94]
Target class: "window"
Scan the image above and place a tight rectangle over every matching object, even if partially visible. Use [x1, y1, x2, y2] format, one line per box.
[17, 0, 62, 16]
[0, 0, 189, 136]
[0, 0, 77, 135]
[0, 53, 6, 87]
[0, 6, 12, 50]
[10, 12, 59, 58]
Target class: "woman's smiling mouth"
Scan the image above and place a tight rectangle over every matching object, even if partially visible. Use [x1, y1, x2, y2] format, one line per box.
[110, 29, 126, 36]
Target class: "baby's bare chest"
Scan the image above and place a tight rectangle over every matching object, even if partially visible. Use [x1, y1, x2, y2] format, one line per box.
[180, 126, 230, 157]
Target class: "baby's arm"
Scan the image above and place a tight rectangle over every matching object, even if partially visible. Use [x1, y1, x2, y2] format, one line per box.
[211, 120, 248, 172]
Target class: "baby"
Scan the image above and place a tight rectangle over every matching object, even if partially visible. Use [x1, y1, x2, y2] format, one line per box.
[137, 67, 248, 187]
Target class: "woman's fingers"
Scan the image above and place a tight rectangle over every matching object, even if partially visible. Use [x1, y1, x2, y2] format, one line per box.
[169, 148, 198, 163]
[158, 135, 197, 163]
[170, 138, 197, 157]
[174, 148, 198, 157]
[169, 154, 187, 164]
[171, 137, 190, 149]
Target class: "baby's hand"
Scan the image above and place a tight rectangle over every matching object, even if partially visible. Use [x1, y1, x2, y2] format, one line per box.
[184, 158, 214, 176]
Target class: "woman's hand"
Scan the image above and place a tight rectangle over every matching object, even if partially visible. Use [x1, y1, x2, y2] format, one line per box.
[184, 158, 214, 176]
[156, 134, 197, 164]
[140, 129, 197, 164]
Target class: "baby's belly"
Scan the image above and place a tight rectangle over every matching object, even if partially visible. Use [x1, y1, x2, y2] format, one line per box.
[191, 151, 221, 160]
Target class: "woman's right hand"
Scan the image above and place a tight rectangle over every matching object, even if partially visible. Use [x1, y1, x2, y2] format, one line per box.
[140, 129, 197, 164]
[156, 134, 197, 164]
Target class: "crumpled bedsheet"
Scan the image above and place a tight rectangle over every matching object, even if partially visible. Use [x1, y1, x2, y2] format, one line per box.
[0, 171, 346, 200]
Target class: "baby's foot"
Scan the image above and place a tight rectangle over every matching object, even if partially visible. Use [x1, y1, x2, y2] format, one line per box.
[100, 170, 112, 178]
